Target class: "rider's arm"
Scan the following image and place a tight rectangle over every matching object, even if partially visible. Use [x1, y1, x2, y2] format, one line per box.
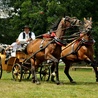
[26, 32, 36, 42]
[5, 45, 12, 51]
[31, 32, 36, 40]
[5, 42, 17, 51]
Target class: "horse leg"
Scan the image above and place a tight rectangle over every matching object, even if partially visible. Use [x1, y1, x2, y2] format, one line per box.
[53, 62, 60, 85]
[45, 53, 58, 63]
[83, 56, 98, 82]
[51, 62, 55, 82]
[79, 46, 98, 82]
[50, 62, 60, 84]
[90, 61, 98, 82]
[45, 46, 58, 63]
[31, 59, 40, 85]
[44, 46, 60, 84]
[63, 61, 76, 83]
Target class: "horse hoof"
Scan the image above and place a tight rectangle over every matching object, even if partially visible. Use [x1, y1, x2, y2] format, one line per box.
[51, 77, 55, 82]
[32, 79, 35, 83]
[56, 81, 60, 85]
[51, 76, 55, 82]
[36, 81, 41, 85]
[96, 79, 98, 82]
[70, 81, 76, 84]
[51, 79, 55, 82]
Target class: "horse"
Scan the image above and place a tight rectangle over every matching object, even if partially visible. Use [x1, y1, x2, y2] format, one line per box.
[60, 17, 98, 83]
[83, 17, 92, 32]
[26, 16, 81, 84]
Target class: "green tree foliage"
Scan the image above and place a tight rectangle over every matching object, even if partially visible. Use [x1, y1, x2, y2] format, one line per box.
[8, 0, 67, 36]
[0, 0, 98, 56]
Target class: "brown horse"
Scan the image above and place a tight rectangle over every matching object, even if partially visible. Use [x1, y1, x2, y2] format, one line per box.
[26, 16, 81, 84]
[60, 17, 98, 83]
[83, 17, 92, 32]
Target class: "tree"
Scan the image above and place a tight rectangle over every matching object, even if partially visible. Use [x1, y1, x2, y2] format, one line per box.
[0, 0, 98, 57]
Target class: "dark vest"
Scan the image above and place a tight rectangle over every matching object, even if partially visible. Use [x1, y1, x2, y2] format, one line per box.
[23, 32, 32, 39]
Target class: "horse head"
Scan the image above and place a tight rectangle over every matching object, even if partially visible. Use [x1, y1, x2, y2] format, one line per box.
[68, 17, 82, 27]
[56, 16, 82, 39]
[79, 29, 95, 47]
[83, 17, 92, 32]
[62, 16, 82, 28]
[79, 17, 94, 45]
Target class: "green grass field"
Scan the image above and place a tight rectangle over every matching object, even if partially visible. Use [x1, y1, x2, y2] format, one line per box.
[0, 68, 98, 98]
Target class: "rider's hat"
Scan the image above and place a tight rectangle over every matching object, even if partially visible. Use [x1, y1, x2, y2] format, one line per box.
[23, 25, 31, 29]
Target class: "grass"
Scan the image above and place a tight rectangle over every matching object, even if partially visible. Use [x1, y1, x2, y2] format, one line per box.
[0, 68, 98, 98]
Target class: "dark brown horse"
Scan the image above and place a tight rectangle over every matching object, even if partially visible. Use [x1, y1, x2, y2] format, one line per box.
[26, 16, 81, 84]
[60, 17, 98, 83]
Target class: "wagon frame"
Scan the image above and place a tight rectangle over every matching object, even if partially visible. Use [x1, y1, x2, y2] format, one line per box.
[0, 50, 51, 82]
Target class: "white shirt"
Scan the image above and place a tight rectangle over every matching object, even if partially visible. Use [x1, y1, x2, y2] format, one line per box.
[18, 31, 35, 44]
[11, 42, 22, 51]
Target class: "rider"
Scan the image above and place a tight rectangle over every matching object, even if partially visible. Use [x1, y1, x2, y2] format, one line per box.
[17, 25, 35, 44]
[5, 25, 36, 58]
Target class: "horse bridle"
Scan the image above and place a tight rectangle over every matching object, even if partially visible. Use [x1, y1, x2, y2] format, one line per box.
[65, 16, 82, 26]
[81, 31, 95, 45]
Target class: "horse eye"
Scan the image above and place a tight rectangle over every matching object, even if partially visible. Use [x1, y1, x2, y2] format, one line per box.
[84, 22, 86, 24]
[79, 21, 82, 24]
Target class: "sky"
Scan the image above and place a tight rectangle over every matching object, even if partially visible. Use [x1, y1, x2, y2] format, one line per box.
[0, 0, 9, 18]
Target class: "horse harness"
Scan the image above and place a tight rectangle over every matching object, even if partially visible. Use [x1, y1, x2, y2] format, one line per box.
[60, 32, 95, 59]
[71, 33, 94, 55]
[39, 32, 68, 49]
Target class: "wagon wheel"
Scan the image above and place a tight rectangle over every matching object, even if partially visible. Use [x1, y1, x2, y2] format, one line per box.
[22, 68, 31, 80]
[0, 58, 2, 79]
[40, 65, 50, 81]
[12, 63, 22, 82]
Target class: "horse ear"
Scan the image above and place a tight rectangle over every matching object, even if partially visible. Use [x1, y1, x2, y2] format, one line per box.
[84, 17, 86, 21]
[65, 16, 70, 21]
[90, 17, 92, 21]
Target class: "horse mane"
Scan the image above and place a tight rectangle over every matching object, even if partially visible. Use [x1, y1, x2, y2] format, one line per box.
[50, 18, 61, 31]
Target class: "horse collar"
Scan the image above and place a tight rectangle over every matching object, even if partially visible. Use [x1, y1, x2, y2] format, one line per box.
[54, 37, 67, 46]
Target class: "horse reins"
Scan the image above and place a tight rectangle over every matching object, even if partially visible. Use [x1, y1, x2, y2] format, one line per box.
[61, 32, 89, 51]
[22, 39, 55, 64]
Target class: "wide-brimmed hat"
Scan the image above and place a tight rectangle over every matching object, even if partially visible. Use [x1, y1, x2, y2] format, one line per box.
[23, 25, 31, 29]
